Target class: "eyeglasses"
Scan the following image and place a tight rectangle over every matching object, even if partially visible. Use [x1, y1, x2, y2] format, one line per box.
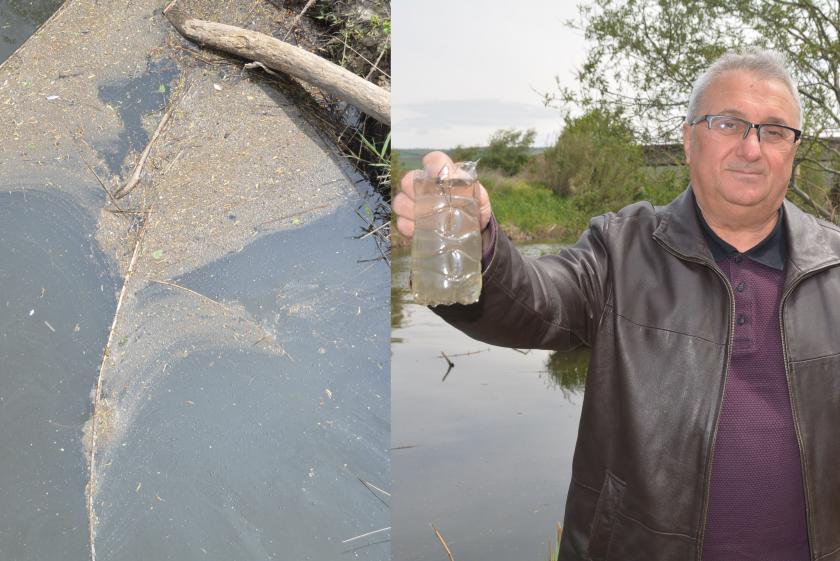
[688, 114, 802, 146]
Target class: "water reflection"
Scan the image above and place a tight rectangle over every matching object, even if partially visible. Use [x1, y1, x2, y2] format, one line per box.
[543, 348, 589, 394]
[391, 245, 583, 561]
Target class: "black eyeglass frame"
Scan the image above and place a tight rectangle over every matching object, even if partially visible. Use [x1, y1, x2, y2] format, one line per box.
[688, 114, 802, 144]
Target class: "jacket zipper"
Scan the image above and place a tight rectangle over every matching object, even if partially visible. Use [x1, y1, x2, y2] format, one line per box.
[659, 233, 839, 560]
[653, 238, 735, 560]
[778, 264, 840, 561]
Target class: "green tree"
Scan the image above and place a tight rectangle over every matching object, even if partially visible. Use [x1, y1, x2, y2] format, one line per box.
[533, 108, 646, 205]
[449, 144, 483, 163]
[480, 128, 537, 175]
[553, 0, 840, 220]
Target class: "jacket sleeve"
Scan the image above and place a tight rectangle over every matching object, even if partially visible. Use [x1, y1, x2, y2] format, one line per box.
[431, 215, 611, 351]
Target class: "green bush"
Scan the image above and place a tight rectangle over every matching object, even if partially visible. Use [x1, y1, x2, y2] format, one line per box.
[480, 128, 537, 176]
[533, 109, 644, 202]
[530, 108, 688, 218]
[449, 144, 483, 163]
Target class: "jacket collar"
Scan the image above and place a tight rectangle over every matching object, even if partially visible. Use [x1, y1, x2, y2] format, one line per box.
[653, 186, 840, 279]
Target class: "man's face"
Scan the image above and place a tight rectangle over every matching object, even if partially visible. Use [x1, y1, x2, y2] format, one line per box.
[682, 70, 800, 221]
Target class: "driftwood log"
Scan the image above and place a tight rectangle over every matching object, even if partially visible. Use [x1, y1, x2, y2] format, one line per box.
[164, 7, 390, 125]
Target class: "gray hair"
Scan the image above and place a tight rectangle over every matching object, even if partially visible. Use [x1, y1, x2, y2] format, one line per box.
[686, 49, 802, 128]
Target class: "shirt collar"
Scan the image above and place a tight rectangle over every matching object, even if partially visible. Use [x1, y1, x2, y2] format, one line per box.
[691, 190, 787, 270]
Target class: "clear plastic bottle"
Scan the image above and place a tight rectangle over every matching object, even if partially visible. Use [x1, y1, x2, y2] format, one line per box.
[410, 162, 482, 306]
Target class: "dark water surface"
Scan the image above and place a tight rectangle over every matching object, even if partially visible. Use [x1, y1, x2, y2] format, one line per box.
[0, 4, 391, 559]
[0, 0, 65, 63]
[391, 245, 586, 561]
[0, 189, 119, 560]
[93, 207, 390, 561]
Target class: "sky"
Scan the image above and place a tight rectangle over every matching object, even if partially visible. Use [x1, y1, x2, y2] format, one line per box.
[392, 0, 589, 149]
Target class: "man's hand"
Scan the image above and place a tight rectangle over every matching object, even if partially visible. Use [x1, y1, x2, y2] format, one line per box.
[393, 151, 493, 239]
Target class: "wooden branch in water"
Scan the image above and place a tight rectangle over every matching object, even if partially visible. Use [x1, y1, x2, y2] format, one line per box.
[432, 524, 456, 561]
[115, 84, 185, 199]
[164, 7, 390, 125]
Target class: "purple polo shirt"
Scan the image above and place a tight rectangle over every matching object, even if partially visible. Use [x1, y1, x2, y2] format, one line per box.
[696, 203, 810, 560]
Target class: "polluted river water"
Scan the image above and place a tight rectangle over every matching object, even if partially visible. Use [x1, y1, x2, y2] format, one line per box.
[0, 1, 390, 559]
[391, 245, 587, 561]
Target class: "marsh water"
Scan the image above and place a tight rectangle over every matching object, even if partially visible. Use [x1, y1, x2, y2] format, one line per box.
[391, 244, 588, 561]
[0, 0, 65, 62]
[89, 206, 390, 561]
[0, 189, 390, 560]
[0, 189, 118, 560]
[0, 3, 390, 558]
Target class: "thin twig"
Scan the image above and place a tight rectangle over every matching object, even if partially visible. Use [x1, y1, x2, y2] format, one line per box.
[81, 157, 124, 211]
[789, 165, 832, 219]
[358, 478, 389, 508]
[342, 526, 391, 544]
[148, 279, 236, 314]
[148, 279, 293, 361]
[115, 82, 188, 199]
[358, 477, 391, 500]
[88, 212, 149, 561]
[440, 352, 454, 368]
[432, 525, 455, 561]
[284, 0, 317, 41]
[358, 221, 388, 239]
[163, 148, 185, 175]
[446, 348, 491, 358]
[365, 44, 388, 81]
[341, 41, 391, 80]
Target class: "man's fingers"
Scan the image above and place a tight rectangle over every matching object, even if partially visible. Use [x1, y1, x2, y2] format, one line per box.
[396, 215, 415, 239]
[395, 151, 493, 238]
[421, 151, 456, 178]
[394, 187, 416, 240]
[399, 169, 420, 201]
[393, 191, 415, 222]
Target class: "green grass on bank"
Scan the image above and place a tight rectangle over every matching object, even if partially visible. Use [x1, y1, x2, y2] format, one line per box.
[481, 171, 589, 243]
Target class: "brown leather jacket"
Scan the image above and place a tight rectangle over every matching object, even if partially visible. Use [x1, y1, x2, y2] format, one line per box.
[433, 188, 840, 561]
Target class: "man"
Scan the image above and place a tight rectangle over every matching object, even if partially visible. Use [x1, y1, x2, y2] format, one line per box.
[394, 50, 840, 561]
